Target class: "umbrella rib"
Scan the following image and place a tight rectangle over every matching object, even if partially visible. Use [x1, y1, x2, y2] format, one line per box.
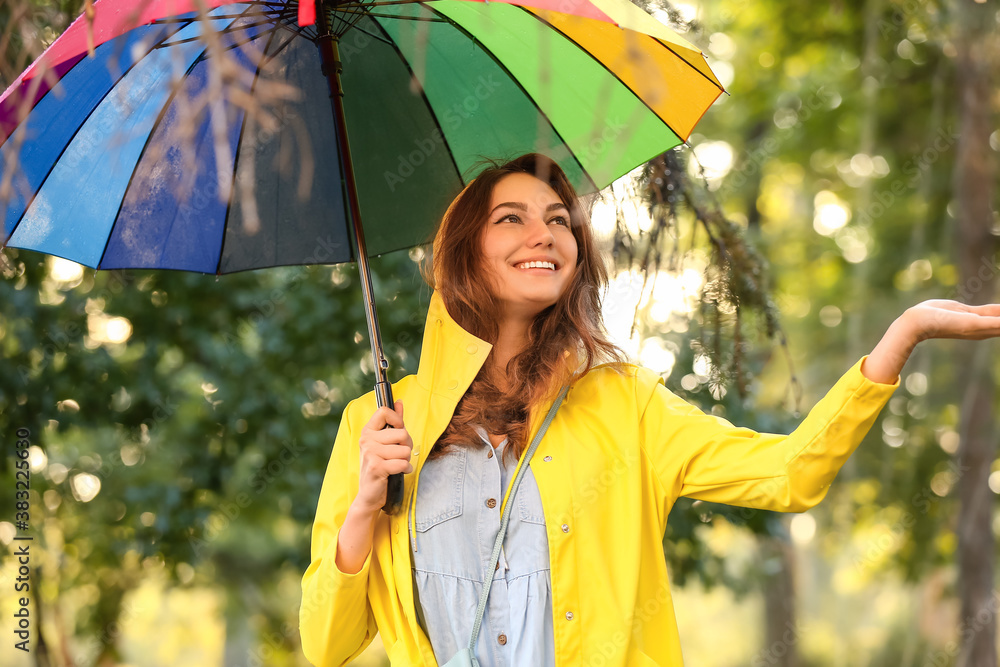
[155, 19, 279, 50]
[363, 12, 466, 187]
[329, 3, 374, 38]
[260, 29, 304, 66]
[333, 6, 448, 23]
[194, 21, 287, 60]
[97, 9, 257, 271]
[258, 2, 314, 64]
[335, 21, 394, 46]
[646, 39, 726, 96]
[338, 0, 440, 8]
[355, 12, 448, 22]
[416, 1, 599, 193]
[215, 28, 283, 275]
[513, 5, 688, 144]
[1, 21, 189, 251]
[153, 14, 250, 22]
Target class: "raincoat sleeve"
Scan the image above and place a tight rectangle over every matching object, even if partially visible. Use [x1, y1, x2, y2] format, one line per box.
[300, 398, 379, 666]
[637, 354, 900, 513]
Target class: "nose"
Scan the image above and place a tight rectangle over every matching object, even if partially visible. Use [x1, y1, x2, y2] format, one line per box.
[524, 215, 555, 247]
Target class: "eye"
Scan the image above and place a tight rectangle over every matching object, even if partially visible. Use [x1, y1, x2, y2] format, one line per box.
[549, 216, 570, 227]
[495, 213, 522, 224]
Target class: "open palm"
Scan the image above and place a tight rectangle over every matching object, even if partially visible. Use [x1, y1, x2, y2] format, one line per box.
[907, 299, 1000, 342]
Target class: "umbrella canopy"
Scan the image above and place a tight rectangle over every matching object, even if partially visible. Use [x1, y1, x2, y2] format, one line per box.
[0, 0, 725, 274]
[0, 0, 725, 512]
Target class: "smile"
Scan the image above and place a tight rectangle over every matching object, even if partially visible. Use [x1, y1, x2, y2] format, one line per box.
[513, 261, 557, 270]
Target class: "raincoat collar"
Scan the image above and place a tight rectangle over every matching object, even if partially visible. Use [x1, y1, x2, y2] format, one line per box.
[415, 290, 493, 399]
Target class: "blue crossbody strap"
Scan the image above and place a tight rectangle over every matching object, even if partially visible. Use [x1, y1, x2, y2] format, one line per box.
[466, 383, 571, 654]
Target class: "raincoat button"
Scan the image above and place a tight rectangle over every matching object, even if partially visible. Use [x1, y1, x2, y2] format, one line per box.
[565, 612, 574, 621]
[498, 634, 507, 645]
[543, 456, 552, 462]
[486, 498, 497, 508]
[467, 344, 478, 354]
[447, 380, 458, 390]
[561, 524, 569, 532]
[394, 523, 399, 534]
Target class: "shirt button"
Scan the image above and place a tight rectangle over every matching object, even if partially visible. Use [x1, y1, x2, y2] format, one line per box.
[467, 344, 478, 354]
[486, 498, 497, 509]
[565, 612, 574, 621]
[543, 455, 552, 462]
[498, 634, 507, 645]
[487, 449, 493, 459]
[495, 561, 500, 571]
[561, 524, 570, 533]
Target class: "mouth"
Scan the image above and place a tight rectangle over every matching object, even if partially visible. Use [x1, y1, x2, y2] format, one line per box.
[512, 260, 558, 271]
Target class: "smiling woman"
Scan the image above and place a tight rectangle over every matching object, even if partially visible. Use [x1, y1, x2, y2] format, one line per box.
[299, 152, 1000, 667]
[483, 173, 577, 328]
[479, 173, 580, 373]
[421, 154, 625, 448]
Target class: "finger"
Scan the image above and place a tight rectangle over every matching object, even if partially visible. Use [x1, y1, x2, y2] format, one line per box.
[969, 303, 1000, 316]
[376, 443, 413, 460]
[368, 428, 412, 448]
[365, 406, 402, 430]
[383, 458, 414, 476]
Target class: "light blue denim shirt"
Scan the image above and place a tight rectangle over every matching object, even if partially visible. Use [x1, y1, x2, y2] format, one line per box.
[409, 426, 556, 667]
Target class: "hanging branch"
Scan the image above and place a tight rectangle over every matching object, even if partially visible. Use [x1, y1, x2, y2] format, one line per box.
[610, 147, 802, 413]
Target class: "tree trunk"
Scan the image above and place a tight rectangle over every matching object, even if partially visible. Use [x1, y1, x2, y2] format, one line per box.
[223, 589, 254, 667]
[759, 531, 799, 667]
[952, 1, 998, 666]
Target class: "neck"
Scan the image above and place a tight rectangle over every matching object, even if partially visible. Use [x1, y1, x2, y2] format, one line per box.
[488, 315, 532, 387]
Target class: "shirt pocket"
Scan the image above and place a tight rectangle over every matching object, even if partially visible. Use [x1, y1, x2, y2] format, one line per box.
[414, 447, 467, 532]
[516, 466, 547, 525]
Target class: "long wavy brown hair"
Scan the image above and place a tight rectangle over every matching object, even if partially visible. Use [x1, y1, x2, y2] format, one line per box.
[421, 153, 629, 467]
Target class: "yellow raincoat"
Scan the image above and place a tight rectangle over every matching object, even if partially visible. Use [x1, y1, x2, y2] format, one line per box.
[299, 290, 899, 666]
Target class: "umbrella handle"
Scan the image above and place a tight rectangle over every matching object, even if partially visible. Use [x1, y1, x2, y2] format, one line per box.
[376, 380, 406, 515]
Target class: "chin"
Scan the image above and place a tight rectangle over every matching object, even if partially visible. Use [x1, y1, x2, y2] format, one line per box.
[509, 296, 562, 319]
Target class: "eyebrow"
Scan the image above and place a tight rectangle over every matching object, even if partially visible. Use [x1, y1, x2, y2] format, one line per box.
[490, 201, 570, 217]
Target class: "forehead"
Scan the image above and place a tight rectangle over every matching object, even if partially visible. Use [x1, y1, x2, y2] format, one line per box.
[490, 172, 564, 208]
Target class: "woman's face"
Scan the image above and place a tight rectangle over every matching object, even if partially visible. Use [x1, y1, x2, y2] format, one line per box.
[480, 172, 579, 322]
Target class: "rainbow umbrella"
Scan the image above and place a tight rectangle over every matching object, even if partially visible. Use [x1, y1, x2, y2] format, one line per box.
[0, 0, 725, 511]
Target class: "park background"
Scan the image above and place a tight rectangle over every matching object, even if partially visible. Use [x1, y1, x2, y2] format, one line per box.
[1, 0, 998, 665]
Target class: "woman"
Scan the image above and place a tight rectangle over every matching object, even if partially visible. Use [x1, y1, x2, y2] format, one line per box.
[300, 153, 1000, 667]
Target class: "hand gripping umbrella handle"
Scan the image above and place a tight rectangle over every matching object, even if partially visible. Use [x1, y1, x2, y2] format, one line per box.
[375, 380, 405, 515]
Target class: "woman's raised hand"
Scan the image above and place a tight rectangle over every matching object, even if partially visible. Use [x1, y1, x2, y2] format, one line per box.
[354, 400, 414, 516]
[862, 299, 1000, 385]
[903, 299, 1000, 342]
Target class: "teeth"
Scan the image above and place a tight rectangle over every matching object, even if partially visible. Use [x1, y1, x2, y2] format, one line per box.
[516, 261, 556, 270]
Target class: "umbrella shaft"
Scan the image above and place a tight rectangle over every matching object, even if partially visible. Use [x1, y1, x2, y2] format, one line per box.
[316, 10, 391, 388]
[316, 3, 404, 516]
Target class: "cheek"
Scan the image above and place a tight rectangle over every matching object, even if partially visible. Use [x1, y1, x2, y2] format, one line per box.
[564, 236, 580, 268]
